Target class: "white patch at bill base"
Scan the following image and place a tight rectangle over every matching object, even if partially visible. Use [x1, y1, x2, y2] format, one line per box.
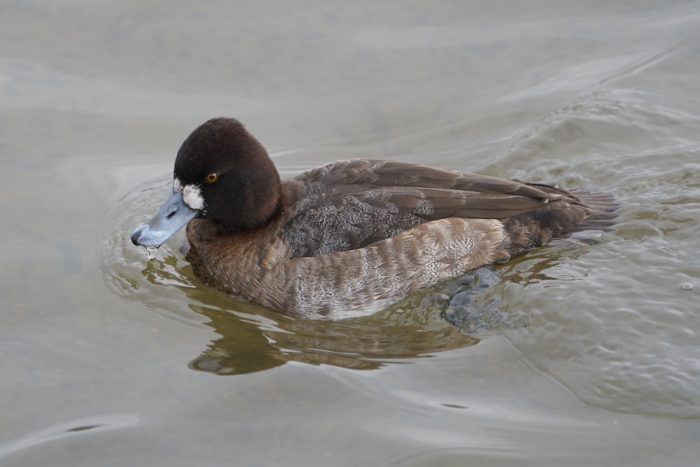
[182, 184, 205, 210]
[173, 178, 183, 192]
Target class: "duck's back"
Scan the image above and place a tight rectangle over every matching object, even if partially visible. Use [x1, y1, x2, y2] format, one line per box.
[282, 159, 600, 259]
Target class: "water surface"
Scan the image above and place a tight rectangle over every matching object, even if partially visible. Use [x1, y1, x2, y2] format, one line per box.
[1, 1, 700, 466]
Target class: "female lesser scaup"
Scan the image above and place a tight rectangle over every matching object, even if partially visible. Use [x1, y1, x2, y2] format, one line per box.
[131, 118, 615, 318]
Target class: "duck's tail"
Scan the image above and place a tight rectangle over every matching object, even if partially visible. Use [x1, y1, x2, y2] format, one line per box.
[570, 189, 619, 232]
[499, 186, 619, 257]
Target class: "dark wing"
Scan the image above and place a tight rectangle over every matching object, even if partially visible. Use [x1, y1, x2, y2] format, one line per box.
[283, 159, 590, 258]
[298, 159, 555, 200]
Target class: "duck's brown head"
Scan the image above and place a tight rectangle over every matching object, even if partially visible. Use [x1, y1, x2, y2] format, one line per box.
[131, 118, 282, 248]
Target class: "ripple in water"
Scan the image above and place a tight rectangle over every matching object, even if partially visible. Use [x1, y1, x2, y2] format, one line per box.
[489, 88, 700, 418]
[0, 415, 139, 458]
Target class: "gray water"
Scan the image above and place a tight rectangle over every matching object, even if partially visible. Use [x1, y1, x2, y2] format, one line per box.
[2, 1, 700, 466]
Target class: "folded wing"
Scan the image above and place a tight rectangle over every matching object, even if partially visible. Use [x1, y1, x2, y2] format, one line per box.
[284, 159, 590, 257]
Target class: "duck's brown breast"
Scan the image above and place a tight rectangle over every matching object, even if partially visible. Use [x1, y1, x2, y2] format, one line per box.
[186, 216, 509, 318]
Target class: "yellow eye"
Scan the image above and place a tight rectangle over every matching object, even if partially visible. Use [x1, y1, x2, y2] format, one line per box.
[205, 173, 219, 184]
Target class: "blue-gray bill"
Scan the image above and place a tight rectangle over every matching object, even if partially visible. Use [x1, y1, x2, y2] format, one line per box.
[131, 191, 199, 248]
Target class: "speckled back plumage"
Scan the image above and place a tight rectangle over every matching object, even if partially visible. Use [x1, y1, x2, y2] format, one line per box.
[282, 159, 582, 258]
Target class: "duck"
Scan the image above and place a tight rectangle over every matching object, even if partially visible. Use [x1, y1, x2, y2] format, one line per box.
[131, 117, 615, 319]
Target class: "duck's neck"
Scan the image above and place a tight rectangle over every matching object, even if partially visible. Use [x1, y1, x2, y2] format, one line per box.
[216, 162, 283, 232]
